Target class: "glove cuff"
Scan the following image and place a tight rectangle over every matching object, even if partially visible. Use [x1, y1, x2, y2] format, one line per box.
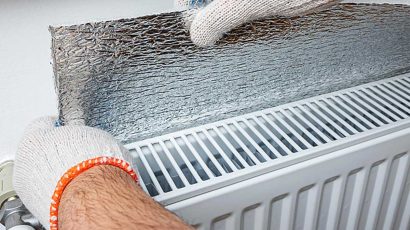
[49, 157, 138, 230]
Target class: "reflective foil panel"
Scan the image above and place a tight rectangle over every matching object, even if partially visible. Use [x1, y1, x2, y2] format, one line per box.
[51, 4, 410, 144]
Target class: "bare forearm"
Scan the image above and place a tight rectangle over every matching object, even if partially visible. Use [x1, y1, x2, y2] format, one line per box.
[59, 165, 192, 230]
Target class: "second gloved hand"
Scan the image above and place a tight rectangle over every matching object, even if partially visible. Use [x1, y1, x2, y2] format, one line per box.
[13, 117, 133, 229]
[184, 0, 339, 46]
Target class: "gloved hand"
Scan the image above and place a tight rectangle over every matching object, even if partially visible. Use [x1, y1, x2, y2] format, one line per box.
[13, 117, 133, 229]
[179, 0, 339, 46]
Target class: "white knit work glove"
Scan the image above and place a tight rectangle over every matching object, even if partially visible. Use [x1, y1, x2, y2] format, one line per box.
[13, 117, 131, 229]
[178, 0, 339, 46]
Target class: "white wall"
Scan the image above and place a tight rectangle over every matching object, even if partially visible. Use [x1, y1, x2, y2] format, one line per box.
[0, 0, 174, 163]
[0, 0, 408, 164]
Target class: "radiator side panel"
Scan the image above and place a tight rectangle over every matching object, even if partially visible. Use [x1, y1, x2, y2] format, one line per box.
[167, 128, 410, 230]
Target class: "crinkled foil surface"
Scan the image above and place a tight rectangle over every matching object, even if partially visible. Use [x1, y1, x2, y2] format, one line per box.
[51, 4, 410, 144]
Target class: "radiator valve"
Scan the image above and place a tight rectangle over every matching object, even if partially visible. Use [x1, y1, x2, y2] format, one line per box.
[0, 161, 44, 230]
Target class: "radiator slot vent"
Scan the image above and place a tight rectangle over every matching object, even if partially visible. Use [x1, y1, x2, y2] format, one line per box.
[125, 75, 410, 201]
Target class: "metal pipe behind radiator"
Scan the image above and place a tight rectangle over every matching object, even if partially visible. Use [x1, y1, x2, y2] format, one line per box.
[0, 162, 43, 230]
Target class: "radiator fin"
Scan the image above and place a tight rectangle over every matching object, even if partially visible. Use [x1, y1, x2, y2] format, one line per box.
[126, 74, 410, 203]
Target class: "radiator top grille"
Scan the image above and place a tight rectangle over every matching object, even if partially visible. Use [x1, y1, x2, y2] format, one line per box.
[125, 74, 410, 204]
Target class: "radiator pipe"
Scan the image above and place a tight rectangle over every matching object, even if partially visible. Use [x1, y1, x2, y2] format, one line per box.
[0, 162, 43, 230]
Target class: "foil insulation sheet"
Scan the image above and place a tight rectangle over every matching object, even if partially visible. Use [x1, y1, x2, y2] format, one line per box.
[51, 4, 410, 144]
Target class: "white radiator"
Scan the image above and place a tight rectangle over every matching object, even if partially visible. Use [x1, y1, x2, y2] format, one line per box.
[125, 73, 410, 230]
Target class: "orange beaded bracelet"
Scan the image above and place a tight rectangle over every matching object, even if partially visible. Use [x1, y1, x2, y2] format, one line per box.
[49, 156, 138, 230]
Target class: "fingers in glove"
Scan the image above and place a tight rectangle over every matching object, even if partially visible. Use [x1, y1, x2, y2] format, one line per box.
[23, 116, 58, 135]
[189, 0, 338, 47]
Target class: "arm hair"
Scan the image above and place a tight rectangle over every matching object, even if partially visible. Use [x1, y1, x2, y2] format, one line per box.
[59, 165, 192, 230]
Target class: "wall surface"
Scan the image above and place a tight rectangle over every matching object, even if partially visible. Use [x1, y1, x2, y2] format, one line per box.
[0, 0, 174, 163]
[0, 0, 408, 164]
